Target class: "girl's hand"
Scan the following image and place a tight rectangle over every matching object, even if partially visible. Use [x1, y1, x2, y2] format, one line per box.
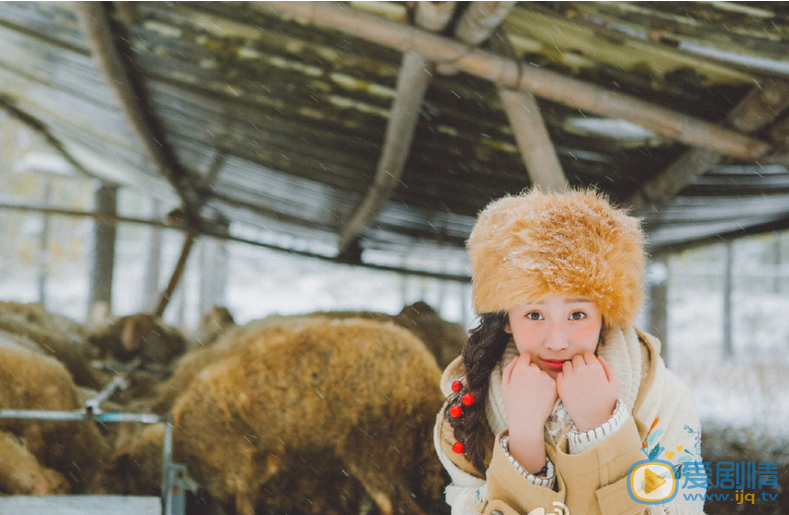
[556, 352, 618, 432]
[501, 353, 557, 473]
[501, 353, 558, 431]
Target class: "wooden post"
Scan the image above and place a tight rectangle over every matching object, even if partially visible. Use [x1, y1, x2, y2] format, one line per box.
[154, 232, 196, 318]
[199, 236, 229, 317]
[722, 241, 734, 360]
[36, 178, 53, 306]
[143, 198, 163, 312]
[646, 255, 670, 363]
[88, 182, 118, 315]
[772, 232, 782, 294]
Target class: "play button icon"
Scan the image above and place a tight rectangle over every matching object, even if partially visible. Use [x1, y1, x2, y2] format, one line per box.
[644, 468, 667, 494]
[628, 461, 677, 504]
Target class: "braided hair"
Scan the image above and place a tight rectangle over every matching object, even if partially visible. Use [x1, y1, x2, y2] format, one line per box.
[445, 312, 510, 474]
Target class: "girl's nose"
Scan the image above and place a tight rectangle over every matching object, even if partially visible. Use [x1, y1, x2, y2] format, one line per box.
[545, 325, 570, 351]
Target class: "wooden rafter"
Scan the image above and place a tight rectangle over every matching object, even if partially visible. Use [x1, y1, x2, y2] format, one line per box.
[450, 2, 566, 191]
[262, 2, 770, 161]
[0, 97, 96, 180]
[627, 79, 789, 211]
[490, 28, 567, 192]
[76, 3, 201, 219]
[455, 1, 517, 45]
[413, 1, 457, 31]
[77, 2, 207, 317]
[336, 2, 457, 257]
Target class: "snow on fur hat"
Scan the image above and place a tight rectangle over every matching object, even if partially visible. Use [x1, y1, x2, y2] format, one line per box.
[467, 188, 646, 328]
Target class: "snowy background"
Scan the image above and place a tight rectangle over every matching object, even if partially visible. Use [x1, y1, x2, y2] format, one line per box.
[2, 113, 788, 450]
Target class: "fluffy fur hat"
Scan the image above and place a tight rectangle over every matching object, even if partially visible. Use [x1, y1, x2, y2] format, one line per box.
[467, 188, 646, 328]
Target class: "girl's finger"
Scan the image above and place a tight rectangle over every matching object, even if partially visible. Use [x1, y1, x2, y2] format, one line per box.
[598, 355, 616, 383]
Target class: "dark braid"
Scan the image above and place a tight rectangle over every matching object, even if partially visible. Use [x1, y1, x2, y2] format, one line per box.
[445, 312, 510, 474]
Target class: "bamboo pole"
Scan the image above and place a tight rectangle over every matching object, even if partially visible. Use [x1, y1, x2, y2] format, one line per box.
[628, 79, 789, 210]
[261, 2, 770, 160]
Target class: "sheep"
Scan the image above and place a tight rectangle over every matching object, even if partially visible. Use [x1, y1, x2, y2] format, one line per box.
[308, 301, 464, 369]
[194, 305, 236, 346]
[88, 313, 187, 366]
[114, 317, 447, 515]
[0, 301, 104, 388]
[152, 301, 464, 417]
[0, 336, 108, 494]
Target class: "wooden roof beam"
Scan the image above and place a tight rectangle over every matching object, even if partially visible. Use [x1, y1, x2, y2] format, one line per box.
[76, 3, 202, 221]
[627, 79, 789, 211]
[491, 29, 567, 192]
[450, 2, 566, 191]
[0, 96, 96, 180]
[414, 1, 458, 31]
[336, 2, 458, 258]
[263, 2, 770, 161]
[454, 1, 517, 45]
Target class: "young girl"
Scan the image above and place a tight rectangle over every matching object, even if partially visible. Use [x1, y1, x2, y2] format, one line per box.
[434, 189, 705, 515]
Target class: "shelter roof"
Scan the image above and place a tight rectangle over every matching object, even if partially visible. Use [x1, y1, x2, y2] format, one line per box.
[1, 2, 789, 277]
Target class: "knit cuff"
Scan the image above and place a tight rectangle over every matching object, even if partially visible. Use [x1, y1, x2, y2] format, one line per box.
[568, 399, 628, 454]
[499, 435, 556, 489]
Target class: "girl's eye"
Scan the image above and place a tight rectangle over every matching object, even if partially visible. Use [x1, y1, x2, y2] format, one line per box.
[569, 311, 587, 321]
[525, 312, 543, 321]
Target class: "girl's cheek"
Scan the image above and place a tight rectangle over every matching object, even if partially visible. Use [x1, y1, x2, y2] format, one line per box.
[572, 323, 602, 350]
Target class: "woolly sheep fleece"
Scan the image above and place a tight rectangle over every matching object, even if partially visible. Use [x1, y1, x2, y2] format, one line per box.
[468, 188, 646, 328]
[134, 317, 446, 515]
[0, 339, 107, 494]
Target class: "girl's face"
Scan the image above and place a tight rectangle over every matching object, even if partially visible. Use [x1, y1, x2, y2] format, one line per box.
[504, 295, 603, 378]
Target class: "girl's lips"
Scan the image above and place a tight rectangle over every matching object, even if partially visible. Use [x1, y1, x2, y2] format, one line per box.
[542, 359, 568, 370]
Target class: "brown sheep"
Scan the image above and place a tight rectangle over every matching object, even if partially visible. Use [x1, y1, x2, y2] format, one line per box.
[88, 313, 187, 366]
[152, 302, 464, 415]
[194, 305, 236, 346]
[0, 301, 104, 388]
[117, 317, 446, 515]
[0, 337, 108, 494]
[288, 301, 465, 369]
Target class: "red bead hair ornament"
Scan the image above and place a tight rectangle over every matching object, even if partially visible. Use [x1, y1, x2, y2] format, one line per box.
[449, 404, 463, 418]
[452, 441, 465, 454]
[451, 380, 463, 393]
[461, 393, 475, 406]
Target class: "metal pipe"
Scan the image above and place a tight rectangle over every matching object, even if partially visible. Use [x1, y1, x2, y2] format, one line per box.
[0, 409, 162, 424]
[84, 375, 130, 413]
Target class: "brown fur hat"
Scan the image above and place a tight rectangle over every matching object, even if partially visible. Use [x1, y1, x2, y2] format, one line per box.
[467, 188, 646, 328]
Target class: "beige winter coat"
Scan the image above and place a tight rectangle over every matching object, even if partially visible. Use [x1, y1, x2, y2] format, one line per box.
[434, 326, 705, 515]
